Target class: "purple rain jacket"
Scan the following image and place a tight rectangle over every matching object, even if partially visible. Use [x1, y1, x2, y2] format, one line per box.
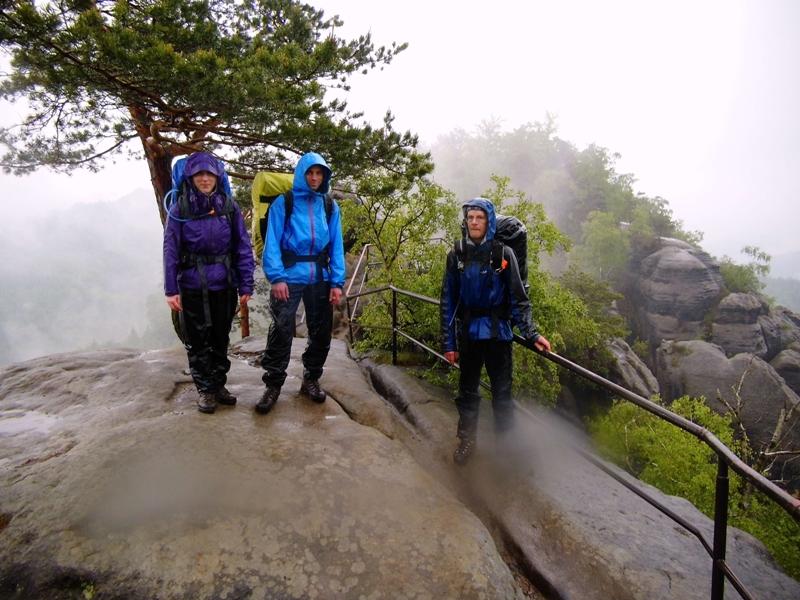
[163, 179, 254, 298]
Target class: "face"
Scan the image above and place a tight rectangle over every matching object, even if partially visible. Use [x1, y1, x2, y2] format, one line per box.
[192, 170, 217, 194]
[305, 166, 325, 191]
[465, 209, 488, 241]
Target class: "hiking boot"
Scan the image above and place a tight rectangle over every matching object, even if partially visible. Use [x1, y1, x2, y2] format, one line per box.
[300, 377, 326, 403]
[216, 386, 237, 406]
[197, 391, 217, 414]
[453, 436, 476, 466]
[255, 386, 280, 415]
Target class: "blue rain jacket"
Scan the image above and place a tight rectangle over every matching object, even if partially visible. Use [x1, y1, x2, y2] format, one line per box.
[262, 152, 345, 287]
[440, 198, 538, 352]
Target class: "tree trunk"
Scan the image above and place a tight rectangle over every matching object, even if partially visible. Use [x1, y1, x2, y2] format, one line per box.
[128, 105, 175, 227]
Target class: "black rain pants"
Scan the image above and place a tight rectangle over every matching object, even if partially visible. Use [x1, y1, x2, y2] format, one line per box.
[261, 281, 332, 388]
[455, 338, 514, 439]
[179, 288, 238, 393]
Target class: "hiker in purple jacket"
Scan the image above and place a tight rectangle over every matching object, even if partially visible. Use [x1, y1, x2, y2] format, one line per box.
[163, 151, 255, 414]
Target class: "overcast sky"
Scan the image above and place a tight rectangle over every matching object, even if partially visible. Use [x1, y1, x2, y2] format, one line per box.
[2, 0, 799, 261]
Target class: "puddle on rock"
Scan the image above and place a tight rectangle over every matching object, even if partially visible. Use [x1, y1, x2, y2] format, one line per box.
[0, 410, 60, 436]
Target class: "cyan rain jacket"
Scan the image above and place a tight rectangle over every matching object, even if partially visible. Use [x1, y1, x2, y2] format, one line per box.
[262, 152, 346, 288]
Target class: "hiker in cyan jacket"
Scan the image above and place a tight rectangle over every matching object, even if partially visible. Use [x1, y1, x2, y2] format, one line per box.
[440, 198, 551, 465]
[256, 152, 345, 414]
[163, 151, 255, 414]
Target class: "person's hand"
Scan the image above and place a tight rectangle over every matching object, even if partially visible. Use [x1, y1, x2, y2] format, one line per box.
[444, 351, 459, 365]
[533, 335, 551, 353]
[239, 294, 251, 306]
[271, 282, 289, 301]
[329, 286, 342, 306]
[166, 295, 182, 312]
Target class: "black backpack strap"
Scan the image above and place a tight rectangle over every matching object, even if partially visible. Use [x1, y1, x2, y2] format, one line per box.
[491, 240, 505, 272]
[283, 190, 294, 230]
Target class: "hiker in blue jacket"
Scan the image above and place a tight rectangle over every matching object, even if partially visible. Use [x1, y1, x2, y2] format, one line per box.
[440, 198, 551, 465]
[256, 152, 345, 414]
[163, 151, 255, 414]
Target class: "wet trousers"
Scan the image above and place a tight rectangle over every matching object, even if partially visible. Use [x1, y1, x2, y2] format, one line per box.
[455, 338, 514, 439]
[261, 281, 332, 388]
[179, 288, 238, 393]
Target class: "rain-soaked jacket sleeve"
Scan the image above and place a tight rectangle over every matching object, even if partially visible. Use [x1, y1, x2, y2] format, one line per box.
[232, 204, 255, 295]
[262, 194, 288, 283]
[440, 251, 461, 352]
[328, 200, 346, 288]
[504, 247, 539, 342]
[163, 216, 182, 296]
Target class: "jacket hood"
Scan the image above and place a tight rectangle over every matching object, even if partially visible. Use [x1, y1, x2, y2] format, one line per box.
[461, 197, 496, 242]
[293, 152, 332, 195]
[184, 152, 222, 178]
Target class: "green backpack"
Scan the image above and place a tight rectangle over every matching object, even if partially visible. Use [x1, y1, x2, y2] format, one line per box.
[250, 171, 333, 259]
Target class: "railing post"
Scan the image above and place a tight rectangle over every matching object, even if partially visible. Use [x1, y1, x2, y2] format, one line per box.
[392, 289, 398, 366]
[711, 459, 730, 600]
[347, 297, 354, 344]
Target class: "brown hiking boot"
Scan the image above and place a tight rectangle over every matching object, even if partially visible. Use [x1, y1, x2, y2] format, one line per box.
[453, 436, 476, 466]
[216, 386, 237, 406]
[197, 391, 217, 414]
[255, 386, 280, 415]
[300, 377, 326, 403]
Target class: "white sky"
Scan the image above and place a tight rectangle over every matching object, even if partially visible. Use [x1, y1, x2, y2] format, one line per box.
[2, 0, 798, 260]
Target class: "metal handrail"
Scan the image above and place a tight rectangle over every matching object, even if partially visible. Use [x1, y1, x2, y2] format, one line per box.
[343, 281, 800, 600]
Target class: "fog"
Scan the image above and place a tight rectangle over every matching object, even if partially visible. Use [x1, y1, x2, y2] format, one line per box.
[1, 0, 799, 363]
[0, 190, 176, 365]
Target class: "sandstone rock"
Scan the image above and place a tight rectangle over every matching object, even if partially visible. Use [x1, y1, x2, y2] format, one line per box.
[710, 293, 768, 357]
[714, 293, 765, 324]
[760, 306, 800, 360]
[656, 340, 800, 488]
[607, 338, 659, 399]
[0, 344, 522, 600]
[632, 243, 723, 343]
[772, 349, 800, 396]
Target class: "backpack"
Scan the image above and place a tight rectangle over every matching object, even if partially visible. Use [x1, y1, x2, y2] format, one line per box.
[163, 155, 234, 222]
[454, 214, 529, 293]
[250, 171, 334, 258]
[162, 155, 238, 335]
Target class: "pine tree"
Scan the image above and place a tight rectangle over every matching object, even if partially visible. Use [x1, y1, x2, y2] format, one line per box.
[0, 0, 431, 222]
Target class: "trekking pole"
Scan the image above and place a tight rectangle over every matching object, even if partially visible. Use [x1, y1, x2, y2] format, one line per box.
[240, 300, 250, 338]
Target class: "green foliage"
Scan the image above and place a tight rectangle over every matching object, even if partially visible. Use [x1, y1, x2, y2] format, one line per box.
[573, 211, 630, 281]
[719, 246, 772, 294]
[0, 0, 431, 219]
[345, 171, 458, 355]
[589, 396, 800, 578]
[348, 174, 625, 407]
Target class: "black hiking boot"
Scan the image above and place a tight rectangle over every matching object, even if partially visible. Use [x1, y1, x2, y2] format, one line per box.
[216, 386, 237, 406]
[300, 377, 326, 403]
[453, 436, 476, 466]
[255, 386, 280, 415]
[197, 391, 217, 414]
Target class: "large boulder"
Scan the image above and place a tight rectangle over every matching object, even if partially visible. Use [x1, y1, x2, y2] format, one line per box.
[607, 338, 659, 399]
[632, 239, 724, 343]
[655, 340, 800, 488]
[711, 293, 768, 358]
[771, 348, 800, 398]
[760, 306, 800, 360]
[0, 344, 522, 600]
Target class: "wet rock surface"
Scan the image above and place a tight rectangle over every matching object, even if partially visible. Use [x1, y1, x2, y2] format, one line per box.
[362, 360, 800, 600]
[2, 339, 798, 600]
[0, 342, 523, 600]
